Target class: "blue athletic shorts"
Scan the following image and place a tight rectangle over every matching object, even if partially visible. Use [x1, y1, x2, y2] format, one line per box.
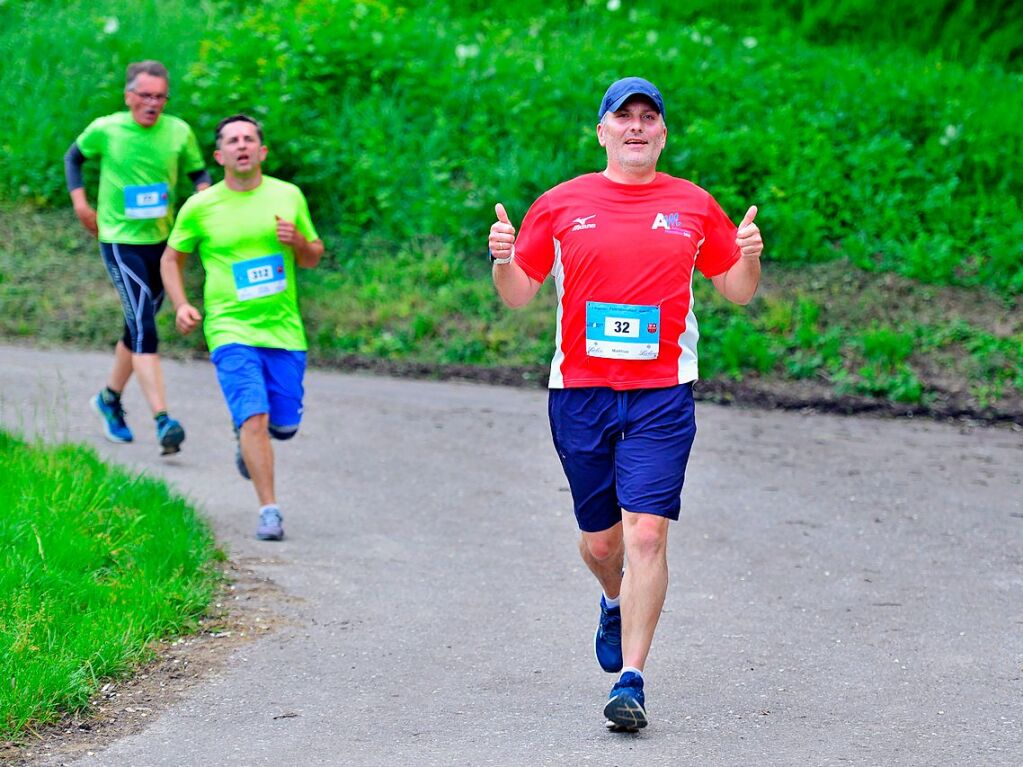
[99, 241, 166, 354]
[548, 383, 697, 533]
[210, 344, 307, 432]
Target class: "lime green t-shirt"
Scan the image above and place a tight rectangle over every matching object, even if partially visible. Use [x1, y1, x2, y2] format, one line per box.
[76, 112, 205, 244]
[168, 177, 319, 352]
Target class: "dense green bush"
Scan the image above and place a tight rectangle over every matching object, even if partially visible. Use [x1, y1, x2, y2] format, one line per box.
[1, 0, 1020, 295]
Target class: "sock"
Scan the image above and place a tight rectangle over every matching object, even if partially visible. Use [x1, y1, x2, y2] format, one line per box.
[154, 410, 169, 425]
[102, 386, 121, 404]
[621, 666, 643, 681]
[603, 592, 620, 610]
[260, 504, 281, 516]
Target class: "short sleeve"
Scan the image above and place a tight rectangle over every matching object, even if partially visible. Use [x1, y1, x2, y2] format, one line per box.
[695, 195, 740, 278]
[511, 194, 555, 284]
[167, 197, 201, 253]
[180, 126, 206, 175]
[75, 118, 106, 160]
[293, 188, 319, 242]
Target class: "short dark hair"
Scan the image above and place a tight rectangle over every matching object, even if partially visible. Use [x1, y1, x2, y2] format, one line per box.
[126, 60, 169, 91]
[215, 114, 264, 148]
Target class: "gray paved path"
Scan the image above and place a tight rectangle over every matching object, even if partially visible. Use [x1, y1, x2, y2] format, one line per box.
[2, 344, 1022, 766]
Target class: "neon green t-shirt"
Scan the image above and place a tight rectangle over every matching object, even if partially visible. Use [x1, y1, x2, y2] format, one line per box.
[168, 177, 319, 352]
[76, 112, 204, 244]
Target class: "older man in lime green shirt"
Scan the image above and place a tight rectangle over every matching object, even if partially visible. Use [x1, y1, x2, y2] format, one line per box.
[65, 59, 210, 454]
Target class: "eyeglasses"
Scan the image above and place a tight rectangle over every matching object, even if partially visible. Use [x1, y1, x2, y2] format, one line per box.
[130, 91, 169, 103]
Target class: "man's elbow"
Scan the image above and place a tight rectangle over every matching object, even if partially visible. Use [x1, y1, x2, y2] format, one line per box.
[298, 242, 325, 268]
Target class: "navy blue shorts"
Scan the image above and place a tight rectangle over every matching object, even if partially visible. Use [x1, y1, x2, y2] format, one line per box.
[99, 241, 166, 354]
[548, 384, 697, 533]
[210, 344, 307, 433]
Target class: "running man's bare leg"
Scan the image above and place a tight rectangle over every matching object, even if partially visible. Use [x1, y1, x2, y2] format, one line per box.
[240, 413, 276, 506]
[619, 511, 670, 671]
[580, 522, 625, 599]
[130, 353, 168, 414]
[107, 340, 133, 393]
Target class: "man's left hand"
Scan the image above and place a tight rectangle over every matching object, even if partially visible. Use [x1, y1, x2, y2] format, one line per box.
[736, 205, 763, 259]
[276, 215, 306, 247]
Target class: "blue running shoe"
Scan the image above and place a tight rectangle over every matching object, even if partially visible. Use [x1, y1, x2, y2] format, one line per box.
[91, 392, 133, 443]
[234, 430, 251, 480]
[256, 507, 284, 541]
[604, 671, 647, 731]
[156, 416, 185, 455]
[595, 595, 623, 673]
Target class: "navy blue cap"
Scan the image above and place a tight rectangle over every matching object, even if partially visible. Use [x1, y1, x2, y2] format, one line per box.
[597, 77, 665, 122]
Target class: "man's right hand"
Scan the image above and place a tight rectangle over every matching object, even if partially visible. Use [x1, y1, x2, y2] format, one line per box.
[175, 303, 203, 335]
[489, 203, 516, 259]
[73, 203, 98, 237]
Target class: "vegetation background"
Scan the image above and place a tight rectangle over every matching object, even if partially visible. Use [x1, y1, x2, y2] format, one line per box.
[0, 0, 1020, 418]
[1, 0, 1022, 743]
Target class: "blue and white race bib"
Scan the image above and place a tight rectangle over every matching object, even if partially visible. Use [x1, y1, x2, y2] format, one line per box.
[232, 254, 286, 301]
[124, 182, 169, 219]
[585, 301, 660, 360]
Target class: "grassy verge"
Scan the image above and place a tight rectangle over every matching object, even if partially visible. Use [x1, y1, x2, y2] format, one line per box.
[2, 204, 1019, 419]
[0, 429, 221, 741]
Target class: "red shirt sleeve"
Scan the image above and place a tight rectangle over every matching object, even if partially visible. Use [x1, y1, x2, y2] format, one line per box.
[695, 194, 740, 278]
[512, 193, 555, 284]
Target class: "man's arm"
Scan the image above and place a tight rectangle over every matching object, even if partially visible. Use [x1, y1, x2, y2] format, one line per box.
[490, 203, 541, 308]
[160, 246, 203, 334]
[275, 215, 324, 268]
[64, 142, 98, 237]
[188, 169, 212, 192]
[711, 205, 763, 306]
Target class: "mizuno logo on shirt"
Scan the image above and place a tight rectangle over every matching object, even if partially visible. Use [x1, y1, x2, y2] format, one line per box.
[572, 215, 597, 231]
[651, 212, 692, 237]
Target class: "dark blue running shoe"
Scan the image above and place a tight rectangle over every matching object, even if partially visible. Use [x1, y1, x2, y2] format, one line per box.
[604, 671, 647, 731]
[91, 392, 133, 443]
[256, 507, 284, 541]
[594, 595, 623, 673]
[156, 416, 185, 455]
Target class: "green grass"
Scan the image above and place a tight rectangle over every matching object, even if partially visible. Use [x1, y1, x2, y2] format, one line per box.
[0, 1, 1020, 413]
[1, 1, 1021, 294]
[0, 429, 220, 740]
[3, 204, 1019, 413]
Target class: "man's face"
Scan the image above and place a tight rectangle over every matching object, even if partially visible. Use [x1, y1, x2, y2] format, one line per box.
[596, 96, 667, 173]
[124, 73, 168, 128]
[214, 120, 267, 176]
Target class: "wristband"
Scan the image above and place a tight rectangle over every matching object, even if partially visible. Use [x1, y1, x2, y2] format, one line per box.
[489, 247, 514, 266]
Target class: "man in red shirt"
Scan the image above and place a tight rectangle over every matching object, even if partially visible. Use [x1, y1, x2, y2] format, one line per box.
[489, 77, 763, 731]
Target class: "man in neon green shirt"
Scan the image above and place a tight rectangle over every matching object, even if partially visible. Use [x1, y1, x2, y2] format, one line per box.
[65, 60, 210, 454]
[162, 115, 324, 541]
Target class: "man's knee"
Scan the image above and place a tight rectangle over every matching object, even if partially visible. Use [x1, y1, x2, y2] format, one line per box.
[623, 513, 669, 560]
[582, 525, 623, 561]
[268, 423, 299, 441]
[240, 413, 269, 434]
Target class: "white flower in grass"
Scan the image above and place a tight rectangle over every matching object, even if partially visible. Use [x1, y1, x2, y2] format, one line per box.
[938, 124, 961, 146]
[607, 0, 621, 10]
[455, 44, 480, 63]
[742, 36, 758, 49]
[103, 17, 119, 35]
[647, 30, 658, 44]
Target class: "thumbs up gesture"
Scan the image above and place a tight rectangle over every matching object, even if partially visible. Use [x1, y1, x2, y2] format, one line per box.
[736, 205, 763, 259]
[489, 203, 517, 260]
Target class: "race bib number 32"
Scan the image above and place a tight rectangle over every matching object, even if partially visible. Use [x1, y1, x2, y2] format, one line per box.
[124, 182, 169, 219]
[233, 254, 287, 301]
[585, 301, 660, 360]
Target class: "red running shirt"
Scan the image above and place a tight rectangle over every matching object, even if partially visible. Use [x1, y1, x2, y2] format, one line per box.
[513, 172, 741, 390]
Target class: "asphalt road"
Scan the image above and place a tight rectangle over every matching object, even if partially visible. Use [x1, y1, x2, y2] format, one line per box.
[2, 344, 1021, 767]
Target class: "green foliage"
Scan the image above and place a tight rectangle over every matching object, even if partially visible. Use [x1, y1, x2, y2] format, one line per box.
[0, 1, 1021, 295]
[0, 429, 219, 740]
